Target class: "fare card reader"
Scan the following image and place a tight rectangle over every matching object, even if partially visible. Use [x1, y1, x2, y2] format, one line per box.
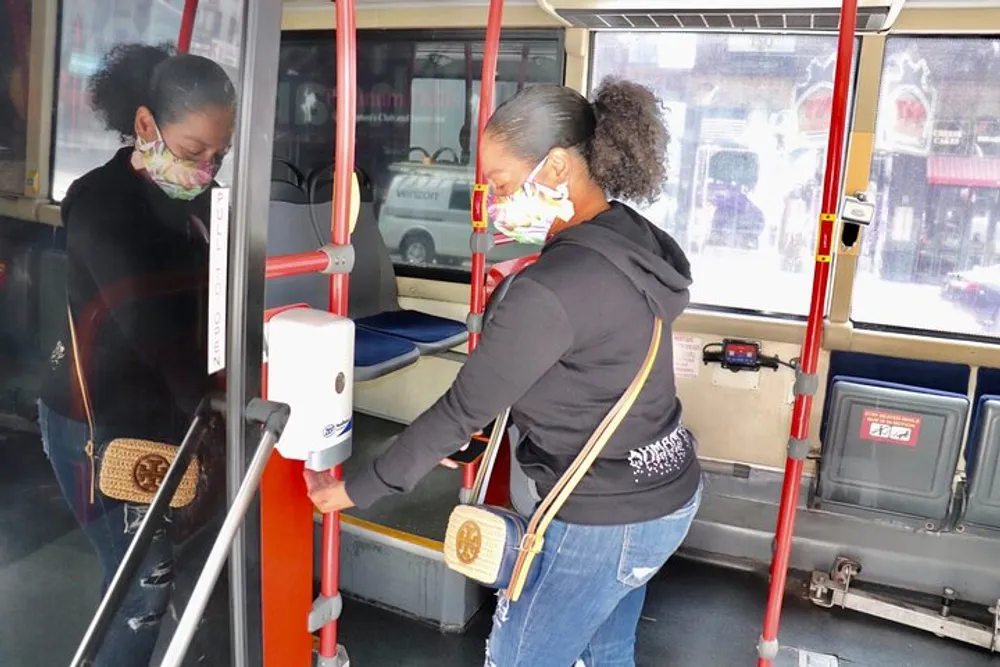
[703, 339, 784, 373]
[266, 307, 354, 471]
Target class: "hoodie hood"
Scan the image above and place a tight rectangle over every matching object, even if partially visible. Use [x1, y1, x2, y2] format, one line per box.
[545, 201, 692, 319]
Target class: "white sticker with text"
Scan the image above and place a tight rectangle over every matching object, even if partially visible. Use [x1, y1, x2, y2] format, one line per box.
[207, 188, 230, 375]
[672, 334, 703, 380]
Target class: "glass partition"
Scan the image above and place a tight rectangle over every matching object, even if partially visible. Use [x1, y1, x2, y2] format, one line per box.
[0, 2, 250, 665]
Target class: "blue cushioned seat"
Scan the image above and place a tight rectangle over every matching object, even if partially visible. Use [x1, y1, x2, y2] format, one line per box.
[266, 165, 421, 381]
[345, 173, 469, 354]
[830, 375, 962, 398]
[963, 394, 1000, 530]
[354, 328, 421, 382]
[356, 310, 468, 354]
[965, 393, 998, 479]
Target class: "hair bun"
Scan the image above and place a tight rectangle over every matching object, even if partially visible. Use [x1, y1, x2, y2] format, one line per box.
[589, 76, 668, 205]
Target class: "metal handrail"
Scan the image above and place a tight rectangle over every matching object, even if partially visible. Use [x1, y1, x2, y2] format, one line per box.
[67, 397, 289, 667]
[68, 398, 214, 667]
[159, 398, 289, 667]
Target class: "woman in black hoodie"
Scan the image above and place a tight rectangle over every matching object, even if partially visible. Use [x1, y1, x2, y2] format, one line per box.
[38, 43, 235, 667]
[308, 78, 701, 666]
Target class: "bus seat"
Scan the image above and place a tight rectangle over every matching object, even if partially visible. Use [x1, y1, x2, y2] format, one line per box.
[265, 305, 419, 383]
[273, 157, 305, 188]
[485, 271, 520, 324]
[271, 179, 308, 204]
[962, 394, 1000, 530]
[353, 310, 468, 354]
[307, 162, 375, 205]
[486, 254, 539, 303]
[267, 172, 420, 381]
[345, 192, 468, 355]
[819, 376, 968, 524]
[265, 199, 327, 311]
[354, 327, 421, 382]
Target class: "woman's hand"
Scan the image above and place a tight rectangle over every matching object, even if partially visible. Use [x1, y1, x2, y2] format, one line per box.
[439, 443, 469, 469]
[303, 468, 355, 514]
[307, 430, 483, 511]
[439, 429, 483, 469]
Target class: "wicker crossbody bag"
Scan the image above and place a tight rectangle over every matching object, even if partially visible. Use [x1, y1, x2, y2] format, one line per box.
[443, 316, 663, 603]
[66, 305, 200, 508]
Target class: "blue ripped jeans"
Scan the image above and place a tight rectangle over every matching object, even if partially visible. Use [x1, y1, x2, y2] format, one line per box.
[38, 401, 174, 667]
[485, 483, 701, 667]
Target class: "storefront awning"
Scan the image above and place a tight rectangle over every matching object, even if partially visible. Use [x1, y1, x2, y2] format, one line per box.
[927, 156, 1000, 188]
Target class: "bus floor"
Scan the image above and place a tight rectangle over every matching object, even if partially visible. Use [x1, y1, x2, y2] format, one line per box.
[1, 418, 997, 667]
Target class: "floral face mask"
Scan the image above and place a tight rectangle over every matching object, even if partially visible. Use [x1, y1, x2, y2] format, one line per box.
[487, 158, 575, 245]
[134, 124, 220, 201]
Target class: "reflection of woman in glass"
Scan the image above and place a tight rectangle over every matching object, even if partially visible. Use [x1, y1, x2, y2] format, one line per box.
[38, 43, 235, 667]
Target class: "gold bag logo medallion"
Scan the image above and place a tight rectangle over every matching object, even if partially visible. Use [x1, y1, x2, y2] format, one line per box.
[133, 454, 170, 493]
[455, 520, 482, 565]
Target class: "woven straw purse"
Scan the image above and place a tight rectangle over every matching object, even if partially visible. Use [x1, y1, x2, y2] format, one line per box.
[67, 305, 200, 508]
[443, 317, 663, 602]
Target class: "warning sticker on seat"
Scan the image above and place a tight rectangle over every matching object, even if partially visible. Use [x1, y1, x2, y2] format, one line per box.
[858, 408, 921, 446]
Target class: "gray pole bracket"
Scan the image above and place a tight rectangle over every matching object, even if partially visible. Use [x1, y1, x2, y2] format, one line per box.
[788, 437, 811, 460]
[793, 370, 819, 398]
[308, 592, 343, 633]
[757, 635, 780, 661]
[319, 244, 355, 275]
[315, 645, 350, 667]
[470, 230, 495, 255]
[466, 312, 484, 335]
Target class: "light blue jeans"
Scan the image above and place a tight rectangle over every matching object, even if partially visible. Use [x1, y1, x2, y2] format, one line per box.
[485, 482, 702, 667]
[39, 400, 174, 667]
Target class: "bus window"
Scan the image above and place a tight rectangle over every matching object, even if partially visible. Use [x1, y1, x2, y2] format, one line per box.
[273, 30, 562, 273]
[0, 0, 31, 195]
[51, 0, 244, 202]
[853, 37, 1000, 339]
[591, 32, 855, 315]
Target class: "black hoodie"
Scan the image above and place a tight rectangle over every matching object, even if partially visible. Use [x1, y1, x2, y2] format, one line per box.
[39, 147, 212, 440]
[346, 202, 702, 525]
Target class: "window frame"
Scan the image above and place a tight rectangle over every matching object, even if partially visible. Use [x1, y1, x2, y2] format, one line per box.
[277, 26, 566, 285]
[0, 0, 56, 201]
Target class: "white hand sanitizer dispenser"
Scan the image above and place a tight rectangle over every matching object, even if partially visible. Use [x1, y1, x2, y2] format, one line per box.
[266, 308, 354, 471]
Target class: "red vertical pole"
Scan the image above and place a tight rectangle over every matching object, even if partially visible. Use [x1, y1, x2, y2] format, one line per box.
[468, 0, 504, 353]
[756, 1, 858, 665]
[177, 0, 199, 53]
[319, 0, 356, 661]
[462, 0, 505, 495]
